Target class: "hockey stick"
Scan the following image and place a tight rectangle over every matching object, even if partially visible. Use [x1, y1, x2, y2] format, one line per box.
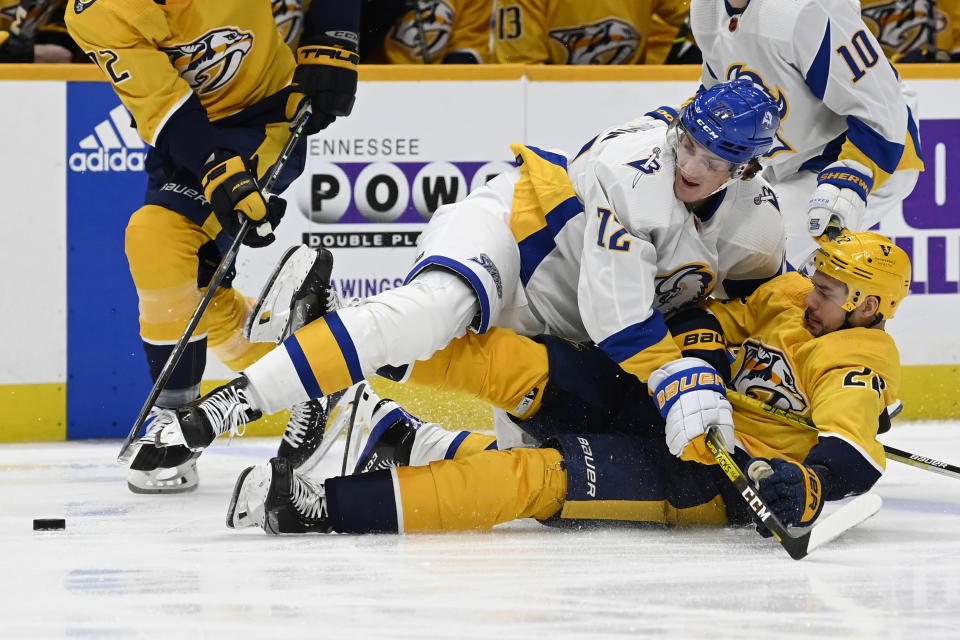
[117, 100, 313, 465]
[705, 427, 882, 560]
[727, 390, 960, 481]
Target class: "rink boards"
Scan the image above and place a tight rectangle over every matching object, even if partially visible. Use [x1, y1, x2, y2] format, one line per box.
[0, 64, 958, 441]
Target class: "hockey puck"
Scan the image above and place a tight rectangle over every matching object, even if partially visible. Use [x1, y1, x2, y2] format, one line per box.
[33, 518, 66, 531]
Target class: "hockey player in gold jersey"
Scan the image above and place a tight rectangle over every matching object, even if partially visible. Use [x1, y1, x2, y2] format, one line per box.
[64, 0, 361, 493]
[225, 231, 910, 536]
[0, 0, 83, 62]
[492, 0, 690, 64]
[861, 0, 960, 62]
[369, 0, 493, 64]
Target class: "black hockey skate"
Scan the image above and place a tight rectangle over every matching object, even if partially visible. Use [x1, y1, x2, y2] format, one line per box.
[350, 383, 419, 474]
[127, 446, 201, 494]
[149, 377, 262, 451]
[244, 245, 335, 344]
[262, 457, 332, 534]
[277, 389, 346, 473]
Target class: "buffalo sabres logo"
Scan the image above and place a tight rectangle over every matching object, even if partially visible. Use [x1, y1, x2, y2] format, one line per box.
[626, 147, 663, 186]
[753, 185, 780, 210]
[391, 1, 455, 60]
[732, 339, 808, 412]
[761, 110, 774, 130]
[653, 263, 714, 312]
[468, 253, 503, 299]
[861, 1, 944, 56]
[549, 19, 640, 65]
[272, 0, 306, 47]
[162, 28, 254, 95]
[725, 64, 791, 158]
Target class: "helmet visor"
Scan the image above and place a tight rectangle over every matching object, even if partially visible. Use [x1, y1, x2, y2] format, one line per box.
[675, 123, 745, 177]
[800, 248, 858, 311]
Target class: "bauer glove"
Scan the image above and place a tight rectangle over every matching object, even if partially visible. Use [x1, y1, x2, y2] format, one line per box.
[650, 357, 734, 458]
[286, 33, 359, 134]
[807, 160, 872, 237]
[747, 457, 825, 531]
[201, 150, 286, 248]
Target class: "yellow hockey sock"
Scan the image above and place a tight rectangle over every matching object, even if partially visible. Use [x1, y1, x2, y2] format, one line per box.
[396, 447, 566, 532]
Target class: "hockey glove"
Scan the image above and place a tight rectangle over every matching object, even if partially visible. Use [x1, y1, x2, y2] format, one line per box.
[807, 160, 872, 237]
[286, 33, 360, 134]
[201, 150, 286, 248]
[0, 29, 34, 62]
[747, 457, 825, 532]
[650, 357, 734, 458]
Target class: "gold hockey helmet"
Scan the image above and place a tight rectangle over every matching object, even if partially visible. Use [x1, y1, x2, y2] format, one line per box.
[810, 231, 912, 319]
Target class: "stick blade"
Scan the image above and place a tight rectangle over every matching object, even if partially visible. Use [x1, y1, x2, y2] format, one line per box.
[805, 493, 883, 555]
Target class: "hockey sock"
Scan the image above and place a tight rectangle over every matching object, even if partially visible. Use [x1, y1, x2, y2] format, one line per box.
[326, 470, 400, 534]
[408, 422, 498, 466]
[396, 448, 566, 532]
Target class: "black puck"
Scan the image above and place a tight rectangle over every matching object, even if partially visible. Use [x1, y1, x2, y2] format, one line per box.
[33, 518, 66, 531]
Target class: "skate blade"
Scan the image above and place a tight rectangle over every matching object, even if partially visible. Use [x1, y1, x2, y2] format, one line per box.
[245, 245, 318, 344]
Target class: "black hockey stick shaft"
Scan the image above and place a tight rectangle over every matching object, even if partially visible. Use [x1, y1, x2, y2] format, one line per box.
[727, 390, 960, 481]
[117, 100, 313, 464]
[704, 428, 812, 560]
[340, 383, 368, 476]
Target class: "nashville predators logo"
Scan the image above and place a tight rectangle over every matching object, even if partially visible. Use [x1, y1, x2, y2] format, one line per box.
[725, 64, 792, 158]
[74, 0, 99, 14]
[391, 1, 455, 61]
[272, 0, 306, 47]
[732, 339, 808, 412]
[549, 19, 640, 65]
[653, 263, 714, 312]
[162, 28, 254, 95]
[861, 1, 943, 57]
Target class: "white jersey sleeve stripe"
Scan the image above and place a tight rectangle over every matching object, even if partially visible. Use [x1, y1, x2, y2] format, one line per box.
[803, 21, 832, 100]
[846, 115, 906, 175]
[596, 309, 670, 363]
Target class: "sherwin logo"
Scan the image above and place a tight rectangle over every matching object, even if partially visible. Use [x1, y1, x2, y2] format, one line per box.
[69, 104, 147, 173]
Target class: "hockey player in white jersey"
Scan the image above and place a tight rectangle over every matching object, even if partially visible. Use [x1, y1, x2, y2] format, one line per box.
[140, 79, 785, 462]
[690, 0, 924, 265]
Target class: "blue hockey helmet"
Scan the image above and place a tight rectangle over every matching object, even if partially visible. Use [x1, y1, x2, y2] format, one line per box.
[680, 78, 780, 165]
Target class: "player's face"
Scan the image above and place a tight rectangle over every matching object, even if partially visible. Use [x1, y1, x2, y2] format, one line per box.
[674, 132, 738, 202]
[803, 271, 851, 336]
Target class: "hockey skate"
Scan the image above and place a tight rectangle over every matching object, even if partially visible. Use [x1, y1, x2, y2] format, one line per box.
[125, 407, 201, 493]
[345, 382, 420, 474]
[244, 245, 335, 344]
[276, 389, 347, 474]
[226, 461, 272, 528]
[258, 456, 331, 534]
[127, 448, 201, 494]
[147, 377, 262, 451]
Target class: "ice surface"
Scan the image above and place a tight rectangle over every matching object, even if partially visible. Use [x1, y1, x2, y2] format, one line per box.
[1, 421, 958, 638]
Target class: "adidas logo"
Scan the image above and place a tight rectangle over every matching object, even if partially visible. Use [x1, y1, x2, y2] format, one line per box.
[69, 105, 147, 173]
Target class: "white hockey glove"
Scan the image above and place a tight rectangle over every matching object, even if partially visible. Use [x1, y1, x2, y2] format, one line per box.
[650, 357, 734, 458]
[807, 160, 873, 237]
